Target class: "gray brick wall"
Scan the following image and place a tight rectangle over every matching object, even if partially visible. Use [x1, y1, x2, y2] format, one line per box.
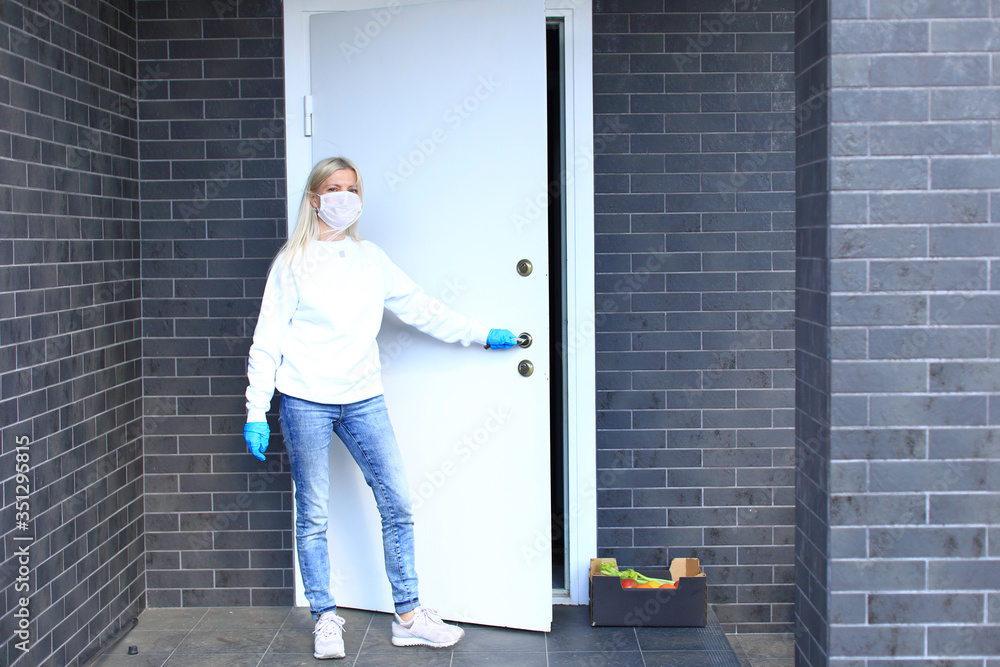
[136, 0, 292, 609]
[828, 1, 1000, 663]
[594, 0, 796, 633]
[793, 0, 830, 663]
[1, 2, 144, 665]
[796, 1, 1000, 665]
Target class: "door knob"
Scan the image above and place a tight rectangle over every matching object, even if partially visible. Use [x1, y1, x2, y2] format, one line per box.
[517, 332, 532, 348]
[517, 360, 534, 377]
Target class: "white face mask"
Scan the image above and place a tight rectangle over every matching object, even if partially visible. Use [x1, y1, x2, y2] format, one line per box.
[316, 191, 362, 231]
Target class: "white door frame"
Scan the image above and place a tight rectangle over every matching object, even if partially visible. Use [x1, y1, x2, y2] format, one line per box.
[282, 0, 596, 606]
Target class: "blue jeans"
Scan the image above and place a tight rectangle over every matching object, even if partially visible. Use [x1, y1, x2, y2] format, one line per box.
[279, 393, 420, 617]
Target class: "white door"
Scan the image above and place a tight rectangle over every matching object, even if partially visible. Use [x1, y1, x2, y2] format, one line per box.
[302, 0, 551, 631]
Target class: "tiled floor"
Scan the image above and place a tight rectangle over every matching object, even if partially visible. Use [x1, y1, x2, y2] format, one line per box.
[726, 633, 795, 667]
[89, 605, 793, 667]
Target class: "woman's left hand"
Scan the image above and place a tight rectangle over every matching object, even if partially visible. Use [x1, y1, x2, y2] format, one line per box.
[486, 329, 519, 349]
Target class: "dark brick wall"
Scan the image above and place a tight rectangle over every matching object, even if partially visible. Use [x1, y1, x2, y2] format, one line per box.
[136, 0, 291, 609]
[792, 0, 830, 664]
[593, 0, 796, 633]
[825, 2, 1000, 664]
[1, 2, 144, 666]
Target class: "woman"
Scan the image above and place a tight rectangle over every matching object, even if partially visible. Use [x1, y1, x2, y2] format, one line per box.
[243, 157, 518, 659]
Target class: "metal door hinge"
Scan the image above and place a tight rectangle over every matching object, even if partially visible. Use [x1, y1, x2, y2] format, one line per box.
[304, 95, 313, 137]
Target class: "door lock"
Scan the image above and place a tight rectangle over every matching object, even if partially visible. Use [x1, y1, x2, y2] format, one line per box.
[517, 360, 534, 377]
[516, 259, 533, 277]
[517, 332, 532, 348]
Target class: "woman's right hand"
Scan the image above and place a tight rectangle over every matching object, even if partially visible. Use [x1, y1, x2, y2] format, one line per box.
[244, 422, 270, 461]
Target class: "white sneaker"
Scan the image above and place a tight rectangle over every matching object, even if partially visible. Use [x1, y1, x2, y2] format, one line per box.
[391, 607, 465, 648]
[313, 611, 346, 659]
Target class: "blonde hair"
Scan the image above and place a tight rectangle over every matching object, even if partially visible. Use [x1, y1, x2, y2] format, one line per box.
[279, 156, 364, 265]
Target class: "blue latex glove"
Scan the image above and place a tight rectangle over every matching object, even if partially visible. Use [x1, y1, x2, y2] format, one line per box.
[244, 422, 270, 461]
[486, 328, 519, 350]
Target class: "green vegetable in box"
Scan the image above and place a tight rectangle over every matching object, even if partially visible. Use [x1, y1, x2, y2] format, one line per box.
[599, 562, 676, 589]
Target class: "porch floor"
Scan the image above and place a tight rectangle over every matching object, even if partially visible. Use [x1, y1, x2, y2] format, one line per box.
[89, 605, 792, 666]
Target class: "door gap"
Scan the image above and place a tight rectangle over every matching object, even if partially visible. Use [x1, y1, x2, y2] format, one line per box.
[546, 17, 568, 593]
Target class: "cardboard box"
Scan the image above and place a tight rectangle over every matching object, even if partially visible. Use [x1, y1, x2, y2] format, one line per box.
[589, 557, 707, 627]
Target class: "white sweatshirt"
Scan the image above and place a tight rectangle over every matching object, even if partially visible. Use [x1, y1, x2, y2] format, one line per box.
[245, 238, 490, 422]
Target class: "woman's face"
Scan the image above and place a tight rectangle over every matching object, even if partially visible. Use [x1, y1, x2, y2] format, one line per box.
[310, 168, 359, 209]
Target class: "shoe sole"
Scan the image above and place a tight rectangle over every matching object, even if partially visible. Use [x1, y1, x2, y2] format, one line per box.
[391, 635, 461, 648]
[313, 649, 346, 659]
